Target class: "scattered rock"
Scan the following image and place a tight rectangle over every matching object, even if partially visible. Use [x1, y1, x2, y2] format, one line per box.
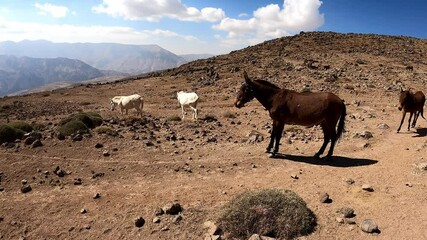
[31, 139, 43, 148]
[21, 184, 32, 193]
[154, 207, 164, 216]
[80, 208, 87, 214]
[247, 234, 277, 240]
[344, 178, 355, 185]
[102, 150, 110, 157]
[172, 214, 182, 224]
[152, 217, 161, 223]
[319, 192, 332, 203]
[355, 131, 373, 139]
[56, 132, 66, 140]
[72, 134, 83, 141]
[162, 202, 182, 215]
[377, 123, 389, 129]
[74, 178, 82, 185]
[93, 193, 101, 199]
[290, 174, 299, 179]
[54, 166, 66, 177]
[360, 219, 379, 233]
[95, 143, 103, 148]
[362, 184, 374, 192]
[246, 130, 264, 144]
[337, 207, 355, 218]
[417, 162, 427, 171]
[134, 217, 145, 228]
[160, 226, 169, 231]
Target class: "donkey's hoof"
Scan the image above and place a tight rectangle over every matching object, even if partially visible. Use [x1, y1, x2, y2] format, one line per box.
[265, 149, 271, 153]
[313, 154, 321, 159]
[268, 153, 277, 158]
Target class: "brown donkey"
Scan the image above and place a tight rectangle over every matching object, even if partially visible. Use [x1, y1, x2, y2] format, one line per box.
[397, 89, 426, 132]
[235, 71, 346, 159]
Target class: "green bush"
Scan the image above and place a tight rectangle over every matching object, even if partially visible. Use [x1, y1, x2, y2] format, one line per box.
[0, 124, 25, 143]
[217, 189, 316, 240]
[60, 112, 103, 129]
[9, 121, 33, 133]
[57, 120, 89, 136]
[167, 115, 182, 122]
[31, 123, 47, 131]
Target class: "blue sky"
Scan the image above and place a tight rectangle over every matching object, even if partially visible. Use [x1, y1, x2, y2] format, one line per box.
[0, 0, 426, 55]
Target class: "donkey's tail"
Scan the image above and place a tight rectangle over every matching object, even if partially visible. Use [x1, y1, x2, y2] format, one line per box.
[336, 100, 346, 141]
[421, 107, 426, 120]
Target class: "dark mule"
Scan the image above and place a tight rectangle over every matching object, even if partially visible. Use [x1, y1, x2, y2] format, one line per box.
[234, 71, 346, 159]
[397, 89, 426, 132]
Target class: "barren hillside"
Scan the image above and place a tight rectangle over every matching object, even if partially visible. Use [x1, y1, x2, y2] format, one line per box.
[0, 32, 426, 240]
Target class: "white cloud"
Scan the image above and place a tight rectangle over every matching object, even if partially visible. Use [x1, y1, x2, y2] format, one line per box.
[34, 3, 69, 18]
[0, 20, 214, 54]
[92, 0, 225, 22]
[213, 0, 324, 47]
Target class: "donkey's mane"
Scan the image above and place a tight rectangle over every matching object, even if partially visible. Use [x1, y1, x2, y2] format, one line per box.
[254, 79, 281, 89]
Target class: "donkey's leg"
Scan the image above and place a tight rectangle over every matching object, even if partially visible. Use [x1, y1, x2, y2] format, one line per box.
[411, 111, 419, 128]
[407, 112, 413, 131]
[266, 122, 275, 153]
[272, 121, 285, 155]
[181, 105, 185, 120]
[397, 112, 406, 132]
[314, 125, 330, 158]
[326, 130, 338, 160]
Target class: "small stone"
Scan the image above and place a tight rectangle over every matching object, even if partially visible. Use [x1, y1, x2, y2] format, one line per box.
[154, 207, 164, 216]
[336, 217, 345, 224]
[162, 202, 182, 215]
[377, 123, 390, 129]
[337, 207, 355, 218]
[152, 217, 161, 223]
[319, 192, 331, 203]
[172, 214, 182, 224]
[84, 224, 91, 230]
[160, 226, 169, 231]
[134, 217, 145, 228]
[74, 178, 82, 185]
[80, 208, 87, 214]
[21, 184, 32, 193]
[345, 178, 355, 185]
[362, 184, 374, 192]
[95, 143, 103, 148]
[405, 182, 412, 187]
[290, 174, 299, 179]
[102, 150, 110, 157]
[360, 219, 379, 233]
[72, 134, 83, 141]
[21, 179, 28, 185]
[31, 139, 43, 148]
[93, 193, 101, 199]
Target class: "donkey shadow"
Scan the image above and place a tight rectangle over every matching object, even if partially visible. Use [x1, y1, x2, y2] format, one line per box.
[271, 154, 378, 168]
[413, 128, 427, 137]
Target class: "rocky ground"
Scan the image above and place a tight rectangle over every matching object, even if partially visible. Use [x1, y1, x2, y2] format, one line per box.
[1, 32, 427, 239]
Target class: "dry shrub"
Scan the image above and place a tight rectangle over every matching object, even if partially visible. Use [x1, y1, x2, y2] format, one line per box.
[60, 112, 103, 129]
[0, 124, 25, 143]
[57, 120, 89, 136]
[94, 126, 118, 136]
[218, 189, 316, 240]
[9, 121, 33, 133]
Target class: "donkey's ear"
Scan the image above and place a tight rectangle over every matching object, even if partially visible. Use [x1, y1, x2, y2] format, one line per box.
[243, 71, 253, 85]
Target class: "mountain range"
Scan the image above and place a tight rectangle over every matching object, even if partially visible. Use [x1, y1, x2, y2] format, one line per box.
[0, 40, 214, 96]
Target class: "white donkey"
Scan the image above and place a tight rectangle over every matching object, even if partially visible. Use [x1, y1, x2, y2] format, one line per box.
[110, 94, 144, 117]
[177, 91, 199, 120]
